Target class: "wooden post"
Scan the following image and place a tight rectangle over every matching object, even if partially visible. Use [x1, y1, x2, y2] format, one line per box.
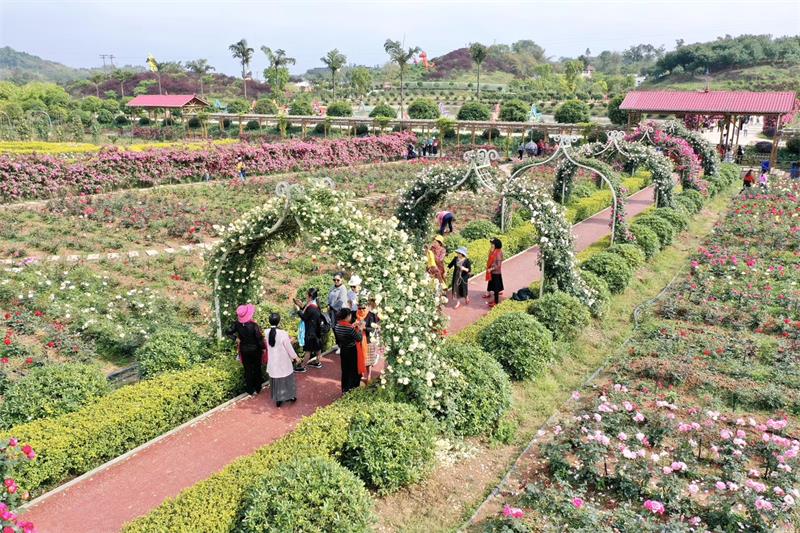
[301, 120, 306, 139]
[506, 127, 512, 159]
[471, 126, 476, 145]
[457, 125, 461, 147]
[769, 114, 782, 172]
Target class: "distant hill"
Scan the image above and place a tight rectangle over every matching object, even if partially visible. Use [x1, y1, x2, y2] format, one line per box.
[0, 47, 95, 84]
[642, 64, 800, 92]
[426, 47, 518, 80]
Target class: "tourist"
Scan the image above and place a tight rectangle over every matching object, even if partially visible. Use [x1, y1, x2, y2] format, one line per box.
[333, 308, 363, 393]
[406, 143, 417, 160]
[537, 139, 546, 156]
[436, 210, 455, 235]
[236, 157, 247, 182]
[484, 238, 504, 308]
[448, 247, 472, 309]
[432, 137, 440, 156]
[431, 235, 446, 284]
[362, 297, 382, 383]
[741, 169, 755, 196]
[790, 162, 800, 180]
[327, 272, 347, 338]
[758, 170, 769, 193]
[736, 145, 744, 164]
[293, 288, 323, 372]
[265, 313, 300, 407]
[517, 141, 525, 160]
[354, 300, 370, 382]
[347, 275, 362, 316]
[225, 303, 265, 396]
[525, 140, 536, 158]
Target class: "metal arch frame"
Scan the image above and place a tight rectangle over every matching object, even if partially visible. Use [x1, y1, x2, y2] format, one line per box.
[212, 177, 334, 339]
[27, 110, 53, 133]
[0, 112, 13, 140]
[507, 134, 620, 244]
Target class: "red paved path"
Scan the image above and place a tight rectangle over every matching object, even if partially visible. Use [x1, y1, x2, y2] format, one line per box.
[22, 184, 658, 533]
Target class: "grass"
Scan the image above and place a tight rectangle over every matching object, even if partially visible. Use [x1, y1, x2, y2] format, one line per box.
[374, 187, 736, 532]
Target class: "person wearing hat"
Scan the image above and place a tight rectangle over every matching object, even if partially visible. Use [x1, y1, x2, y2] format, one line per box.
[225, 303, 266, 395]
[347, 275, 362, 316]
[431, 235, 446, 283]
[265, 312, 300, 407]
[448, 247, 472, 308]
[485, 238, 504, 308]
[327, 272, 348, 350]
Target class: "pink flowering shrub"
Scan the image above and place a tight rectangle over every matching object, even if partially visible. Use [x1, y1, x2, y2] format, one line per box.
[1, 438, 36, 533]
[628, 123, 705, 193]
[0, 132, 415, 203]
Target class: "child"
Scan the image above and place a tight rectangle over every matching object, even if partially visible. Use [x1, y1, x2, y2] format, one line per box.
[758, 170, 769, 193]
[236, 157, 246, 182]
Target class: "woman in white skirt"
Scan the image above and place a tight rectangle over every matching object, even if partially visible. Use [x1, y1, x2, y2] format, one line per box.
[265, 313, 301, 407]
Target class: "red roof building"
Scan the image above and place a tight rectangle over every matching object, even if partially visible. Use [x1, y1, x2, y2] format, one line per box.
[619, 91, 797, 115]
[126, 94, 209, 109]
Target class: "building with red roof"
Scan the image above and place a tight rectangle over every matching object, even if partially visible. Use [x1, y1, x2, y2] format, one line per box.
[126, 94, 209, 109]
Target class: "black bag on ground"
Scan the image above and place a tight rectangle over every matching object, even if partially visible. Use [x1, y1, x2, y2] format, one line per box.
[511, 288, 535, 301]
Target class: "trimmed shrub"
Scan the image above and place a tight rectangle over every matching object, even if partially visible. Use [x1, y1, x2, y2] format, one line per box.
[754, 141, 772, 153]
[787, 136, 800, 155]
[606, 243, 646, 270]
[628, 224, 659, 259]
[443, 234, 467, 254]
[253, 99, 278, 115]
[226, 98, 250, 114]
[0, 363, 110, 428]
[527, 291, 590, 342]
[478, 312, 555, 380]
[137, 117, 151, 126]
[239, 456, 374, 532]
[499, 99, 528, 122]
[289, 98, 313, 116]
[633, 215, 675, 248]
[187, 116, 201, 129]
[369, 103, 396, 119]
[436, 341, 512, 436]
[342, 401, 435, 494]
[96, 109, 113, 124]
[580, 270, 611, 318]
[326, 101, 353, 117]
[114, 114, 129, 126]
[350, 123, 369, 136]
[581, 252, 633, 294]
[652, 207, 690, 232]
[451, 300, 530, 346]
[675, 190, 703, 214]
[2, 359, 243, 494]
[407, 98, 440, 119]
[245, 120, 260, 131]
[554, 100, 590, 123]
[135, 326, 204, 378]
[460, 220, 500, 241]
[457, 101, 491, 121]
[482, 127, 501, 140]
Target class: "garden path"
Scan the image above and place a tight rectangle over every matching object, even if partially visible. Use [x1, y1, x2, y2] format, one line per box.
[20, 182, 661, 533]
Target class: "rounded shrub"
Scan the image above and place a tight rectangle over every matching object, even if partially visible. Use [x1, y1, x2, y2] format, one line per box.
[675, 191, 703, 214]
[0, 363, 110, 428]
[628, 225, 659, 259]
[606, 243, 646, 269]
[137, 116, 151, 126]
[754, 141, 772, 154]
[245, 119, 260, 131]
[226, 98, 250, 114]
[482, 127, 501, 140]
[96, 109, 113, 124]
[326, 101, 353, 117]
[253, 98, 278, 115]
[368, 103, 396, 119]
[479, 312, 555, 380]
[633, 215, 675, 248]
[289, 98, 313, 116]
[460, 220, 500, 241]
[436, 341, 512, 436]
[581, 252, 633, 294]
[457, 101, 491, 121]
[527, 291, 590, 342]
[554, 99, 590, 123]
[222, 118, 232, 129]
[314, 121, 328, 134]
[342, 401, 435, 494]
[407, 98, 440, 119]
[239, 456, 374, 533]
[652, 207, 690, 233]
[580, 270, 611, 318]
[136, 326, 204, 378]
[787, 136, 800, 155]
[499, 99, 528, 122]
[186, 116, 201, 129]
[350, 123, 369, 136]
[114, 114, 129, 126]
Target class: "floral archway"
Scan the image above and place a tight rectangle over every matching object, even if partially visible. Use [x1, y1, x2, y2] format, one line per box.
[207, 178, 446, 409]
[395, 149, 596, 307]
[663, 120, 721, 178]
[627, 122, 704, 191]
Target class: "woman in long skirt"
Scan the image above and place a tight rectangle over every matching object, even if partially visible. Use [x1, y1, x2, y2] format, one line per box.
[292, 288, 323, 372]
[448, 247, 472, 308]
[333, 307, 363, 393]
[265, 313, 301, 407]
[485, 238, 504, 308]
[225, 303, 266, 396]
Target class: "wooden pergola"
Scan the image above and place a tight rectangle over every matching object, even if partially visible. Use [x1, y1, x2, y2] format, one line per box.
[620, 90, 798, 169]
[126, 94, 210, 122]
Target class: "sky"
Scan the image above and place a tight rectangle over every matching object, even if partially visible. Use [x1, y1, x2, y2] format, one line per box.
[1, 0, 799, 77]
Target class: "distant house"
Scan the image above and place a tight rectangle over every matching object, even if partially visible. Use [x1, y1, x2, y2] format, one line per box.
[581, 65, 595, 79]
[295, 80, 312, 92]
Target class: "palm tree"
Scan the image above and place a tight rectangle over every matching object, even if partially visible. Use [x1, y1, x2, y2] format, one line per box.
[320, 49, 347, 100]
[88, 72, 107, 98]
[228, 39, 254, 98]
[469, 43, 488, 98]
[185, 59, 215, 96]
[260, 47, 296, 95]
[111, 69, 134, 98]
[383, 39, 420, 119]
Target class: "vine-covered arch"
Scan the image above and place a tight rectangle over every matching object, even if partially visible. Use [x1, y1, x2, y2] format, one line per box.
[395, 150, 596, 307]
[663, 120, 721, 178]
[207, 178, 446, 409]
[627, 122, 703, 191]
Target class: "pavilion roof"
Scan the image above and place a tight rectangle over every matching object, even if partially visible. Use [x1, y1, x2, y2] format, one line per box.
[126, 94, 209, 108]
[619, 90, 797, 115]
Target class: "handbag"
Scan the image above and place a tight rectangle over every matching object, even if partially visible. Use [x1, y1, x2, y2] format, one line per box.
[261, 346, 269, 365]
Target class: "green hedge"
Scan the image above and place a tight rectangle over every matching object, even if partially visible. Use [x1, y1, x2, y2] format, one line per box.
[136, 326, 204, 378]
[628, 225, 660, 259]
[3, 359, 243, 494]
[632, 215, 676, 248]
[460, 220, 500, 241]
[581, 252, 633, 294]
[565, 175, 649, 224]
[239, 456, 374, 532]
[527, 291, 590, 342]
[651, 207, 690, 232]
[450, 299, 529, 345]
[606, 243, 646, 270]
[478, 312, 555, 380]
[580, 270, 611, 318]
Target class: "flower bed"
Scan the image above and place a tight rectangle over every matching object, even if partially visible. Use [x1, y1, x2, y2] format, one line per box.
[0, 132, 414, 203]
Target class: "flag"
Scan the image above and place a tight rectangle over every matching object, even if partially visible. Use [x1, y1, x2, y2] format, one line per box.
[146, 54, 159, 73]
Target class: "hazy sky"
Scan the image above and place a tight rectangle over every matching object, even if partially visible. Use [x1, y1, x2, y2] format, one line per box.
[1, 0, 798, 77]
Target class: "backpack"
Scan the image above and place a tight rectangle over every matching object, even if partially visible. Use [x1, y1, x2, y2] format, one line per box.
[319, 311, 332, 336]
[511, 288, 535, 301]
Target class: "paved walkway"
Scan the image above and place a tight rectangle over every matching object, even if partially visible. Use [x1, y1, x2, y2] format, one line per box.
[21, 184, 660, 533]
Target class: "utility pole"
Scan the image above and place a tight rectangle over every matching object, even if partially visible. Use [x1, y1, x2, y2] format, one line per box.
[109, 54, 116, 68]
[100, 54, 108, 68]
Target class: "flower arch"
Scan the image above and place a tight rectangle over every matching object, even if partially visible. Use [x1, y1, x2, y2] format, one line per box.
[207, 178, 446, 409]
[663, 120, 720, 178]
[628, 122, 704, 192]
[395, 149, 596, 306]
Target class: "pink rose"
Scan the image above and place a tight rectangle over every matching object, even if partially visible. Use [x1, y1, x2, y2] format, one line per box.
[572, 497, 584, 509]
[688, 483, 699, 495]
[643, 499, 665, 515]
[502, 504, 524, 519]
[715, 481, 727, 491]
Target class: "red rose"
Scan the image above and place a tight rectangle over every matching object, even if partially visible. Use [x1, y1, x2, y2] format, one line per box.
[34, 310, 43, 317]
[3, 338, 10, 346]
[0, 357, 7, 364]
[25, 357, 33, 364]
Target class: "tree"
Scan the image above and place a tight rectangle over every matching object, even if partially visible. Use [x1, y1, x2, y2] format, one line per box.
[111, 69, 134, 98]
[349, 67, 372, 104]
[407, 98, 439, 119]
[554, 99, 590, 123]
[261, 47, 296, 96]
[607, 94, 628, 126]
[457, 101, 490, 121]
[563, 59, 583, 93]
[383, 39, 421, 120]
[469, 43, 488, 98]
[320, 49, 347, 100]
[511, 40, 546, 61]
[229, 39, 254, 98]
[87, 73, 106, 98]
[499, 99, 529, 122]
[185, 59, 215, 96]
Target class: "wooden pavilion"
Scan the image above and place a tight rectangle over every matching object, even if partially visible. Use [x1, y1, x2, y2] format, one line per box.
[619, 90, 798, 169]
[126, 94, 209, 122]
